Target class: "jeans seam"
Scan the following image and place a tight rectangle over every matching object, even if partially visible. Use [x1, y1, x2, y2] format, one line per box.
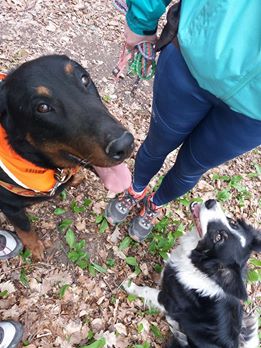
[152, 104, 192, 135]
[188, 137, 209, 170]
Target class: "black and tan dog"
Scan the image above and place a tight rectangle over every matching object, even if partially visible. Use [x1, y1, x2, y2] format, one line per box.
[0, 55, 134, 259]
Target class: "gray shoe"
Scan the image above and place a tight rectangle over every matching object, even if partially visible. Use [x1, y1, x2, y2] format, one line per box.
[0, 230, 23, 260]
[0, 321, 24, 348]
[128, 195, 161, 242]
[105, 186, 147, 225]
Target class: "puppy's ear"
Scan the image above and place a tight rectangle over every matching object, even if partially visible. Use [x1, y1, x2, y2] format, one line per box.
[251, 229, 261, 252]
[238, 219, 261, 253]
[215, 265, 248, 300]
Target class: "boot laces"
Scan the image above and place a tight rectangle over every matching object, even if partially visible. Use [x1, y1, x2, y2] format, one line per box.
[140, 199, 159, 227]
[117, 191, 138, 212]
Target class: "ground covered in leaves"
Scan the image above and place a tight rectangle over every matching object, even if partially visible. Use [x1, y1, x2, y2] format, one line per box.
[0, 1, 260, 347]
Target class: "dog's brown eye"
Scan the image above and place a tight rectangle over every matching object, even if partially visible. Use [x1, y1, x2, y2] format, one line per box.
[81, 75, 89, 86]
[37, 103, 51, 113]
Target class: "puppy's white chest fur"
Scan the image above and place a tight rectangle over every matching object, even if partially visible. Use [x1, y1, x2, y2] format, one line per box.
[168, 228, 225, 299]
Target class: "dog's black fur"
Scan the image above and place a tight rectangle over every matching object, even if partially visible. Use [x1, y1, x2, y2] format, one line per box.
[0, 55, 134, 258]
[124, 200, 260, 348]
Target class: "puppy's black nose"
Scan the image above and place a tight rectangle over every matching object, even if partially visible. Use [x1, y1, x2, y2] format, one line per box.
[205, 199, 217, 209]
[106, 131, 134, 161]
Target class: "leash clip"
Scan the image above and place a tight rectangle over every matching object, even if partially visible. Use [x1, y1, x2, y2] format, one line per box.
[50, 168, 74, 196]
[54, 168, 71, 183]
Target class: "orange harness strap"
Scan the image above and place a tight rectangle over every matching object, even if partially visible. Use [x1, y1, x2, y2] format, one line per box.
[0, 125, 78, 197]
[0, 72, 78, 196]
[0, 179, 56, 197]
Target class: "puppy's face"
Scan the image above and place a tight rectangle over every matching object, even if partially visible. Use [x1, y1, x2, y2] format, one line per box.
[191, 200, 260, 265]
[0, 55, 134, 168]
[190, 200, 261, 299]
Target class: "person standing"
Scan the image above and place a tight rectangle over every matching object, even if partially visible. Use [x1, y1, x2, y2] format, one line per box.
[105, 0, 261, 241]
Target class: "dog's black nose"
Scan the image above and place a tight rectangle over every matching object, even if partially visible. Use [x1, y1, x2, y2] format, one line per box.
[106, 131, 134, 161]
[205, 199, 217, 209]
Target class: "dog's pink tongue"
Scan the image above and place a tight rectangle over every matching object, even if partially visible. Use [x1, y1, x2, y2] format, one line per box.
[193, 203, 200, 218]
[93, 164, 132, 193]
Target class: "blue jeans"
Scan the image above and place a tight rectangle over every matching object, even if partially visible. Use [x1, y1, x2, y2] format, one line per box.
[132, 43, 261, 206]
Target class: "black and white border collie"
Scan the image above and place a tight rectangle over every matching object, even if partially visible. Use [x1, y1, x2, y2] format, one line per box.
[123, 199, 260, 348]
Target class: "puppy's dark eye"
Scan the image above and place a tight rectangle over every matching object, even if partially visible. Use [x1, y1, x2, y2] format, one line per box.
[228, 218, 238, 229]
[81, 75, 89, 87]
[214, 233, 223, 243]
[37, 103, 51, 113]
[214, 231, 228, 244]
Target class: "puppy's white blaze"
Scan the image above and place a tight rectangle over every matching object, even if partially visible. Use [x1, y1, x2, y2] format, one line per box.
[200, 202, 246, 247]
[168, 229, 225, 299]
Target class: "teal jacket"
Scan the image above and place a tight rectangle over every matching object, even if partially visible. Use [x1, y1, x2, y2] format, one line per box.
[126, 0, 261, 121]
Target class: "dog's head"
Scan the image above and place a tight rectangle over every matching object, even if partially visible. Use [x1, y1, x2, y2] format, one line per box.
[190, 200, 261, 300]
[0, 55, 134, 169]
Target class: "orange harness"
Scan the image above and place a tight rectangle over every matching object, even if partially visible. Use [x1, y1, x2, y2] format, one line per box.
[0, 72, 78, 197]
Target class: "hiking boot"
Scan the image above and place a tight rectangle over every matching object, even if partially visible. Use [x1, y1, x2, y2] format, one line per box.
[0, 230, 23, 260]
[0, 321, 24, 348]
[105, 186, 147, 224]
[128, 194, 162, 242]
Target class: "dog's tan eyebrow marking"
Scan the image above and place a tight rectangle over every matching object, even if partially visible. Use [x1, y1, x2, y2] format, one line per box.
[65, 63, 74, 74]
[36, 86, 52, 96]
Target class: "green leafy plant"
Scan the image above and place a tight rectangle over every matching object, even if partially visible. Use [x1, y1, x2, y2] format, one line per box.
[247, 269, 261, 283]
[102, 95, 111, 103]
[152, 175, 164, 192]
[54, 207, 66, 215]
[137, 322, 144, 334]
[177, 195, 203, 207]
[150, 324, 162, 338]
[144, 308, 160, 316]
[213, 174, 251, 206]
[86, 330, 94, 341]
[247, 258, 261, 283]
[19, 267, 29, 287]
[19, 249, 32, 288]
[60, 189, 67, 201]
[59, 219, 73, 231]
[216, 188, 231, 202]
[127, 294, 138, 302]
[27, 213, 39, 222]
[134, 342, 150, 348]
[65, 228, 89, 269]
[119, 236, 133, 250]
[0, 290, 9, 298]
[65, 228, 107, 275]
[59, 284, 70, 299]
[125, 256, 141, 275]
[22, 340, 30, 346]
[153, 263, 163, 273]
[95, 215, 109, 233]
[247, 163, 261, 178]
[106, 258, 115, 268]
[71, 198, 92, 214]
[80, 337, 106, 348]
[149, 217, 184, 259]
[20, 248, 32, 264]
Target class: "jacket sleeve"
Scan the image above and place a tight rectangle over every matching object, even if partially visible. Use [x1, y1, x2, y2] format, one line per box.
[126, 0, 172, 35]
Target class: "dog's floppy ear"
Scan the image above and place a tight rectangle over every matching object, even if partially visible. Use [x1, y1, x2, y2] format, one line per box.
[0, 81, 7, 115]
[251, 228, 261, 252]
[215, 265, 248, 300]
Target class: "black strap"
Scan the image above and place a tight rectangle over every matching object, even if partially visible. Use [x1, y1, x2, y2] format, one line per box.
[156, 1, 182, 52]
